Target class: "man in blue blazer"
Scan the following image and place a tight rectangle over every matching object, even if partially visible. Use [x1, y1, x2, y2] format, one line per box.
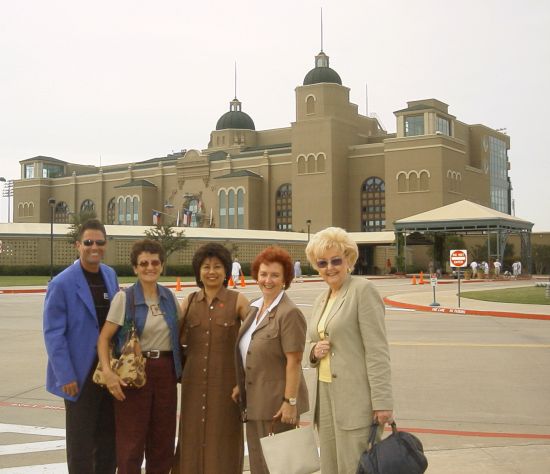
[43, 219, 119, 473]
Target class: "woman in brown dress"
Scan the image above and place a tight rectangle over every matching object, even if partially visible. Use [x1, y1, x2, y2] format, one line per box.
[173, 243, 249, 474]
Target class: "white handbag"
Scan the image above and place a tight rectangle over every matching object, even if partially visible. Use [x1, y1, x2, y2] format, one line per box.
[260, 424, 320, 474]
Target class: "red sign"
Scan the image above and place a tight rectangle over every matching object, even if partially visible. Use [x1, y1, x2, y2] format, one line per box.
[449, 249, 468, 268]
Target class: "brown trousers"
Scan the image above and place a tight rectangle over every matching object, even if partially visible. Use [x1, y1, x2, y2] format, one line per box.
[114, 356, 177, 474]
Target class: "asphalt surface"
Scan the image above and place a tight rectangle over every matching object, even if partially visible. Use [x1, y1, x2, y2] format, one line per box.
[0, 277, 549, 473]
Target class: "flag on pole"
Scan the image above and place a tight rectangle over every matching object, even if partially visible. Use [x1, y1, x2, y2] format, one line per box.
[176, 210, 180, 227]
[152, 210, 161, 225]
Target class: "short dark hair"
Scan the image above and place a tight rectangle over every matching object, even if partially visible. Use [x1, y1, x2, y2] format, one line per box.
[251, 246, 293, 289]
[130, 239, 165, 267]
[192, 243, 232, 288]
[78, 219, 107, 241]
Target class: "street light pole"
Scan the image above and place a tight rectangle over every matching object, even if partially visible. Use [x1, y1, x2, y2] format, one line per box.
[306, 219, 311, 242]
[48, 198, 56, 281]
[0, 177, 13, 223]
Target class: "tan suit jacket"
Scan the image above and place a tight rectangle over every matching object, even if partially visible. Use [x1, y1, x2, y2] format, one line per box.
[308, 275, 393, 430]
[235, 293, 309, 420]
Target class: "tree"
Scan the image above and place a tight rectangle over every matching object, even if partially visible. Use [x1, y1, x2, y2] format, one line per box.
[144, 224, 188, 275]
[66, 210, 98, 244]
[532, 244, 550, 275]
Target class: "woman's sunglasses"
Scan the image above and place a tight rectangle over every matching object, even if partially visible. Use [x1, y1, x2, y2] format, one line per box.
[137, 260, 162, 268]
[82, 239, 106, 247]
[316, 257, 344, 269]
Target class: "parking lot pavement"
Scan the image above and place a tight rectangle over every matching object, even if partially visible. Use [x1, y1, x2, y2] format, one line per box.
[1, 279, 550, 473]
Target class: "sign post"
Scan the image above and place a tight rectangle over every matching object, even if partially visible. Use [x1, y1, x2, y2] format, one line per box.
[450, 249, 468, 308]
[429, 273, 440, 306]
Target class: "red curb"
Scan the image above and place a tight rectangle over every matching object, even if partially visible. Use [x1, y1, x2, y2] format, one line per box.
[383, 297, 550, 321]
[395, 426, 550, 440]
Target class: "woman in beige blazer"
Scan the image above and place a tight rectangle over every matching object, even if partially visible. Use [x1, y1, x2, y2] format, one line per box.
[234, 246, 309, 474]
[306, 227, 393, 474]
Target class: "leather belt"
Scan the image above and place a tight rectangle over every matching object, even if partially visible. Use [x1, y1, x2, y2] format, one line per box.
[142, 350, 172, 359]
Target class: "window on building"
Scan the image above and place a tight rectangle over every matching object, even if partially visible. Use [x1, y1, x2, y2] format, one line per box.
[25, 164, 34, 179]
[489, 136, 510, 213]
[275, 183, 292, 231]
[297, 156, 306, 174]
[54, 202, 69, 223]
[125, 197, 132, 224]
[317, 154, 326, 172]
[397, 173, 406, 192]
[227, 190, 235, 228]
[117, 197, 125, 224]
[404, 115, 424, 136]
[107, 198, 116, 225]
[409, 173, 419, 192]
[306, 96, 315, 114]
[132, 197, 139, 224]
[307, 156, 315, 173]
[42, 164, 64, 178]
[419, 171, 429, 190]
[436, 116, 450, 136]
[219, 191, 227, 228]
[80, 199, 95, 213]
[237, 189, 244, 229]
[188, 199, 199, 227]
[361, 177, 385, 232]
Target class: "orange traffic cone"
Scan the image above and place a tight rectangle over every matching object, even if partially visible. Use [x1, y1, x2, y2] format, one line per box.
[411, 275, 417, 285]
[228, 276, 234, 288]
[240, 275, 246, 287]
[176, 276, 181, 291]
[419, 271, 425, 285]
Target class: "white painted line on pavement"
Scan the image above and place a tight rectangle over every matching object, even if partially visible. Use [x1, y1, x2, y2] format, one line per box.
[0, 424, 66, 456]
[0, 463, 68, 473]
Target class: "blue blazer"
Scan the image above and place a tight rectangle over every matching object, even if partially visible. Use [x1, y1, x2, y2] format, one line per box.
[43, 261, 119, 401]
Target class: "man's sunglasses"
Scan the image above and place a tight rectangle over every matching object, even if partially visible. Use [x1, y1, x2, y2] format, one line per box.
[82, 239, 106, 247]
[316, 257, 343, 269]
[137, 260, 162, 268]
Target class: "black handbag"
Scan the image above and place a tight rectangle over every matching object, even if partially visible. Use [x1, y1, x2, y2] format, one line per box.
[356, 422, 428, 474]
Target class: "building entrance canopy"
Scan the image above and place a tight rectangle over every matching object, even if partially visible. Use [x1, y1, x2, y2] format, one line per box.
[393, 200, 534, 273]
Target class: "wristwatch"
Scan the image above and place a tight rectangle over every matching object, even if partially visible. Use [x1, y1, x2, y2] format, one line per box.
[283, 397, 297, 406]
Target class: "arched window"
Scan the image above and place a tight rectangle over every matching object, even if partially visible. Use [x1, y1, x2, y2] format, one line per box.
[219, 191, 227, 228]
[18, 203, 23, 217]
[275, 183, 292, 231]
[316, 154, 326, 172]
[397, 173, 407, 192]
[361, 177, 385, 232]
[306, 95, 316, 114]
[227, 190, 235, 228]
[409, 173, 419, 192]
[107, 198, 116, 225]
[132, 197, 139, 224]
[54, 202, 70, 223]
[29, 202, 34, 216]
[307, 155, 315, 173]
[117, 197, 125, 224]
[188, 199, 199, 227]
[80, 199, 95, 213]
[24, 203, 30, 217]
[125, 197, 132, 224]
[419, 171, 429, 191]
[237, 189, 244, 229]
[297, 156, 306, 174]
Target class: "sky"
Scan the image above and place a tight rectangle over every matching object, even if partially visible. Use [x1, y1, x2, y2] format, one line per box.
[1, 0, 549, 229]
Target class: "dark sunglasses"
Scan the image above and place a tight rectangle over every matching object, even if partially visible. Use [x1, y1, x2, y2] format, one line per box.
[138, 259, 162, 268]
[316, 257, 344, 269]
[82, 239, 106, 247]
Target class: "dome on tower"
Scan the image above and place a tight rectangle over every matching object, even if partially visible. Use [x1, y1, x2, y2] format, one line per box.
[215, 98, 255, 131]
[303, 51, 342, 86]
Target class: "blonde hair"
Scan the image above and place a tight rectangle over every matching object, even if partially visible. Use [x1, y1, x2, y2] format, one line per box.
[305, 227, 358, 271]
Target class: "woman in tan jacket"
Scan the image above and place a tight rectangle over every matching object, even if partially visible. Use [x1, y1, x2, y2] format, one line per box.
[306, 227, 394, 474]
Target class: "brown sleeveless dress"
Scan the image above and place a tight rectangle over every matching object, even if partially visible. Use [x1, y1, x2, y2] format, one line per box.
[173, 287, 243, 474]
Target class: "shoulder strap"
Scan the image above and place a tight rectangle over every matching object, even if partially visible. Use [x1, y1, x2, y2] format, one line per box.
[124, 286, 136, 327]
[179, 291, 197, 340]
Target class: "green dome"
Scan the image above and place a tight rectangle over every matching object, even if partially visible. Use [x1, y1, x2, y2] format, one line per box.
[216, 98, 255, 130]
[303, 66, 342, 86]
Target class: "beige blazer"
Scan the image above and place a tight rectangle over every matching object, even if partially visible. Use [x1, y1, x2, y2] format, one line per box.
[235, 293, 309, 420]
[308, 275, 393, 430]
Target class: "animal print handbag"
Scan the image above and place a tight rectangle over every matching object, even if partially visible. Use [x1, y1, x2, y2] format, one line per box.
[93, 287, 147, 388]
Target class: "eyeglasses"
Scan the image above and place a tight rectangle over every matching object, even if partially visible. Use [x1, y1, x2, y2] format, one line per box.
[82, 239, 106, 247]
[316, 257, 344, 269]
[137, 259, 162, 268]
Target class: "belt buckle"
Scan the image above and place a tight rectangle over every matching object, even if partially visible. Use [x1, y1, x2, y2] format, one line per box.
[149, 350, 160, 359]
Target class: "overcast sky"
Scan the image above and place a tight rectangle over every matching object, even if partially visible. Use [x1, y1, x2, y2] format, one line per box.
[1, 0, 548, 230]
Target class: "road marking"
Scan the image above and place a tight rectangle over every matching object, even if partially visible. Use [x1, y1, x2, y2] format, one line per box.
[0, 424, 65, 456]
[0, 464, 68, 473]
[390, 342, 550, 348]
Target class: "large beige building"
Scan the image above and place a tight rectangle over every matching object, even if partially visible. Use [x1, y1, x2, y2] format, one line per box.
[11, 49, 512, 236]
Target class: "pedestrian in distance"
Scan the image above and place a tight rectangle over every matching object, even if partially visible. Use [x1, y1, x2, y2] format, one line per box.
[235, 246, 309, 474]
[174, 243, 249, 474]
[294, 259, 303, 282]
[43, 219, 119, 473]
[97, 239, 182, 474]
[306, 227, 393, 474]
[231, 258, 242, 289]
